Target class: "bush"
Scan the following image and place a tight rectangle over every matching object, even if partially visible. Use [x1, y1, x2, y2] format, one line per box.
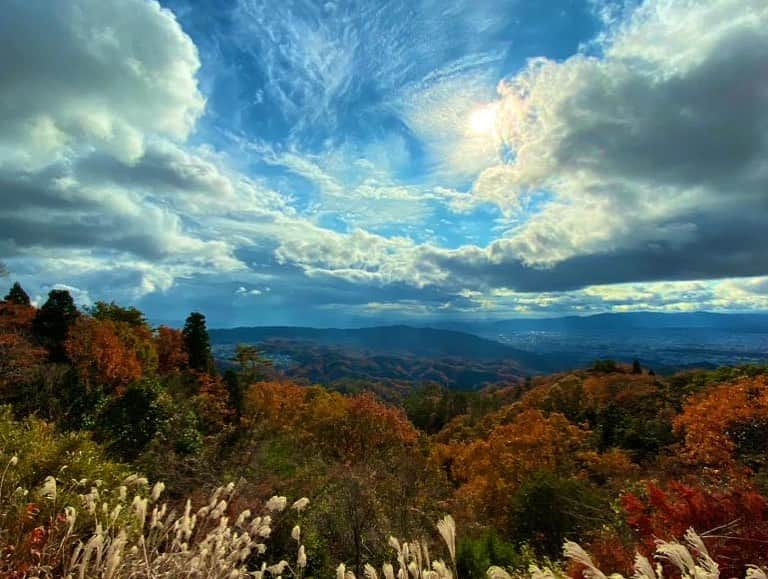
[456, 531, 526, 578]
[508, 471, 609, 559]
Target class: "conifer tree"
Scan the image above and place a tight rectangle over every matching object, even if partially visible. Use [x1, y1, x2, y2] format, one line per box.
[33, 289, 79, 361]
[182, 311, 213, 373]
[4, 282, 30, 306]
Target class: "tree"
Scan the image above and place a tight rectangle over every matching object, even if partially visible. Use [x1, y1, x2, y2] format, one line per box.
[182, 312, 213, 373]
[90, 301, 146, 327]
[227, 344, 274, 417]
[64, 317, 142, 393]
[4, 282, 30, 306]
[156, 325, 188, 376]
[447, 409, 590, 529]
[631, 359, 642, 374]
[621, 481, 768, 577]
[508, 471, 608, 559]
[674, 376, 768, 476]
[96, 379, 170, 460]
[32, 289, 79, 362]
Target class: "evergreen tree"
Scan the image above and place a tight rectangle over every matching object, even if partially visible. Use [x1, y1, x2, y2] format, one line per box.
[33, 289, 79, 361]
[4, 282, 30, 306]
[632, 359, 642, 374]
[182, 312, 213, 373]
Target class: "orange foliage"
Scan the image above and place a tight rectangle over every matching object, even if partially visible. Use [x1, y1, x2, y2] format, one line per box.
[578, 448, 639, 487]
[0, 333, 46, 393]
[65, 317, 142, 392]
[446, 409, 590, 528]
[111, 322, 157, 375]
[156, 325, 188, 376]
[0, 303, 36, 334]
[0, 303, 45, 392]
[244, 380, 417, 464]
[674, 376, 768, 475]
[194, 372, 233, 431]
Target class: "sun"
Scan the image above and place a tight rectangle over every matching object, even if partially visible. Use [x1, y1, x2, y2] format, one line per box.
[467, 102, 498, 136]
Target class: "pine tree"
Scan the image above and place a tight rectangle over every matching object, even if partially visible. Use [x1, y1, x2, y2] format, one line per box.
[33, 289, 79, 361]
[182, 312, 213, 373]
[4, 282, 30, 306]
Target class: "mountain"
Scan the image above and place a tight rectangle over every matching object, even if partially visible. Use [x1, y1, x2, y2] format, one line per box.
[209, 324, 556, 373]
[432, 311, 768, 334]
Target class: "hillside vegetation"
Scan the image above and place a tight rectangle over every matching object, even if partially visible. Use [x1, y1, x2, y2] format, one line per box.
[2, 283, 768, 577]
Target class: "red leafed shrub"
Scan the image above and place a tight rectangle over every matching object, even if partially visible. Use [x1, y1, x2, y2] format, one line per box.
[621, 481, 768, 576]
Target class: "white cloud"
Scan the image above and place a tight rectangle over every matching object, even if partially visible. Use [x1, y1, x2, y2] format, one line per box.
[442, 0, 768, 289]
[0, 0, 204, 168]
[395, 53, 504, 183]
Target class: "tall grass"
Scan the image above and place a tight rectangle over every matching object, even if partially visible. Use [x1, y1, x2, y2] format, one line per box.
[1, 457, 766, 579]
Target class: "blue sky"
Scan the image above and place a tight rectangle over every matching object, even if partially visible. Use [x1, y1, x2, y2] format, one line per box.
[2, 0, 768, 327]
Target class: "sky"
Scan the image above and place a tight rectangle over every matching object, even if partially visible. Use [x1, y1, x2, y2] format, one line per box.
[1, 0, 768, 327]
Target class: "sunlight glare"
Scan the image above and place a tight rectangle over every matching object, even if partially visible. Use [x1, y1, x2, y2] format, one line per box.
[467, 102, 499, 136]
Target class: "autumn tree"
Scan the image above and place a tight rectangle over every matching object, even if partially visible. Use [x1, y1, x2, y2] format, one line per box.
[674, 375, 768, 477]
[226, 344, 274, 417]
[445, 409, 590, 529]
[0, 333, 46, 398]
[90, 301, 158, 375]
[621, 481, 768, 576]
[64, 317, 142, 393]
[194, 372, 233, 432]
[156, 325, 188, 376]
[182, 312, 213, 373]
[32, 289, 79, 361]
[4, 282, 30, 306]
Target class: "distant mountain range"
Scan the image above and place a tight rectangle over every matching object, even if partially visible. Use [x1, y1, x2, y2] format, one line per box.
[210, 313, 768, 385]
[209, 324, 555, 372]
[430, 312, 768, 334]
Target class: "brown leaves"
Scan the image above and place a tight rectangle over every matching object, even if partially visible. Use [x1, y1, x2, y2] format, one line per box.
[674, 375, 768, 476]
[445, 409, 590, 528]
[65, 317, 142, 392]
[156, 325, 188, 376]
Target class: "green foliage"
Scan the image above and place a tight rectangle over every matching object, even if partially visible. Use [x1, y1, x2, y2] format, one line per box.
[508, 471, 608, 559]
[728, 417, 768, 472]
[4, 282, 30, 306]
[183, 311, 213, 373]
[90, 301, 147, 327]
[0, 405, 128, 498]
[404, 384, 470, 433]
[227, 344, 274, 416]
[32, 289, 80, 361]
[96, 379, 170, 460]
[456, 531, 526, 578]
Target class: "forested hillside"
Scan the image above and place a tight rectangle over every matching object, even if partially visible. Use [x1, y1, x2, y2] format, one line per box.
[3, 283, 768, 577]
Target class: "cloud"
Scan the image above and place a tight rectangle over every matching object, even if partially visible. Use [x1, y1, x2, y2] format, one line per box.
[395, 53, 504, 183]
[4, 0, 768, 324]
[451, 0, 768, 289]
[0, 0, 204, 168]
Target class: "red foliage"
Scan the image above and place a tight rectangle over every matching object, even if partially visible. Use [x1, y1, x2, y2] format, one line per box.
[621, 481, 768, 576]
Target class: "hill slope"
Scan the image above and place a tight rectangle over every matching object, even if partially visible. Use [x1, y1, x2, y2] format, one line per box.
[209, 324, 555, 373]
